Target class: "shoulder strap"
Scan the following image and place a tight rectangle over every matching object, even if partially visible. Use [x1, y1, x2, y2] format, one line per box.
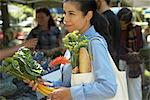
[88, 36, 108, 62]
[88, 36, 108, 56]
[88, 36, 119, 73]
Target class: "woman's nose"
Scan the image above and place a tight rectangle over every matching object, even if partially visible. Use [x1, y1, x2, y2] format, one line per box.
[63, 20, 66, 24]
[63, 15, 69, 24]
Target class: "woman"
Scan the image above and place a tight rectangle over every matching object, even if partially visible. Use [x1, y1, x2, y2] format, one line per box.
[27, 7, 62, 50]
[117, 8, 143, 100]
[47, 0, 117, 100]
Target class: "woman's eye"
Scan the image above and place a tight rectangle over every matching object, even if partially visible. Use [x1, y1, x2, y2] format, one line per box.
[63, 11, 75, 16]
[69, 12, 75, 15]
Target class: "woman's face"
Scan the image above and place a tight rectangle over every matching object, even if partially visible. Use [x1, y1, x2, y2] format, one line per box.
[119, 20, 131, 30]
[63, 2, 91, 33]
[36, 12, 49, 26]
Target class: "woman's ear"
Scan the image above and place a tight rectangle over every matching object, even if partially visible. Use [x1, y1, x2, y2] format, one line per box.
[86, 11, 93, 21]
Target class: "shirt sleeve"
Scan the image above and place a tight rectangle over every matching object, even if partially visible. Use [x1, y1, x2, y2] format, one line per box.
[70, 39, 117, 100]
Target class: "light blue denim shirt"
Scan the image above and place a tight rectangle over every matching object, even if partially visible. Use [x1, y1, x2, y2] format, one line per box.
[54, 26, 117, 100]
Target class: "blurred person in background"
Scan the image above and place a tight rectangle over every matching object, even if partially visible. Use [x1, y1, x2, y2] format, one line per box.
[117, 7, 144, 100]
[26, 7, 63, 99]
[96, 0, 121, 68]
[27, 7, 62, 50]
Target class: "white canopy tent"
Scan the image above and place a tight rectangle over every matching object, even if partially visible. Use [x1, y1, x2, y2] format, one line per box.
[122, 0, 150, 7]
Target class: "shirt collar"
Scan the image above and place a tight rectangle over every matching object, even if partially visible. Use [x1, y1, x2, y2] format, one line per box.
[81, 25, 100, 39]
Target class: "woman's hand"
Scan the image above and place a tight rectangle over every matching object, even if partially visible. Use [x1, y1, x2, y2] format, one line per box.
[47, 87, 72, 100]
[23, 78, 44, 91]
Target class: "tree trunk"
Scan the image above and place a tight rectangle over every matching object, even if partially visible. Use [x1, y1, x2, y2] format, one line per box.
[1, 1, 10, 34]
[1, 1, 10, 47]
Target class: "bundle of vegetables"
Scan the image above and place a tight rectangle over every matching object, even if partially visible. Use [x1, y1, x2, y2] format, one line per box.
[63, 31, 91, 73]
[0, 47, 56, 96]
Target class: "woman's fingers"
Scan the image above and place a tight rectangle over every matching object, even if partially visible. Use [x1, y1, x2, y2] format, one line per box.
[29, 80, 35, 87]
[47, 93, 52, 100]
[47, 88, 71, 100]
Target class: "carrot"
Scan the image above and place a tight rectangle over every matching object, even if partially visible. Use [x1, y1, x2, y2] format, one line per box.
[79, 47, 91, 73]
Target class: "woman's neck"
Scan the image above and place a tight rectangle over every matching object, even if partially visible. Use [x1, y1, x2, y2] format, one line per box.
[80, 24, 91, 34]
[99, 1, 110, 13]
[40, 25, 49, 31]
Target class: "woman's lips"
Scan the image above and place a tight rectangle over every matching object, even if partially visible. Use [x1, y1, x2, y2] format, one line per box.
[65, 25, 72, 29]
[65, 24, 72, 27]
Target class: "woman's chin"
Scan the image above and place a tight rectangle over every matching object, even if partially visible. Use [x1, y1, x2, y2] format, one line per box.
[67, 29, 74, 33]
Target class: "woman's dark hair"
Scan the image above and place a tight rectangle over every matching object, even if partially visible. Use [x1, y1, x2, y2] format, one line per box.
[36, 7, 56, 28]
[117, 7, 133, 30]
[117, 8, 132, 23]
[63, 0, 111, 45]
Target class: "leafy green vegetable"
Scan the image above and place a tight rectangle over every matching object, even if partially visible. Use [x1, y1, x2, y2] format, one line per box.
[0, 47, 44, 80]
